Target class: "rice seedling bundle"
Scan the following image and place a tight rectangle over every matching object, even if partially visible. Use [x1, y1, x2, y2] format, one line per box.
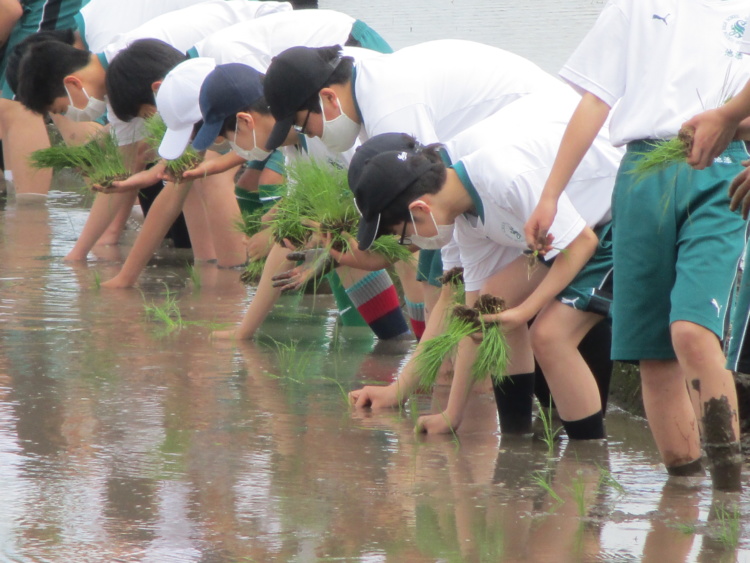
[236, 207, 267, 239]
[471, 294, 509, 383]
[415, 306, 480, 389]
[29, 130, 128, 188]
[628, 128, 693, 183]
[438, 266, 466, 304]
[270, 159, 413, 262]
[143, 114, 203, 182]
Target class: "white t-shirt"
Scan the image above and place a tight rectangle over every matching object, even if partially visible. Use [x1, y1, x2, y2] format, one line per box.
[560, 0, 750, 146]
[102, 0, 291, 145]
[440, 92, 623, 291]
[76, 0, 210, 52]
[740, 13, 750, 54]
[353, 39, 567, 145]
[193, 9, 356, 71]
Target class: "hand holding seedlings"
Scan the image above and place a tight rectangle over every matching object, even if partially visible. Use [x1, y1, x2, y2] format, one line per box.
[348, 385, 402, 409]
[524, 195, 558, 251]
[729, 160, 750, 219]
[683, 108, 741, 170]
[324, 232, 393, 271]
[93, 165, 164, 194]
[271, 248, 336, 291]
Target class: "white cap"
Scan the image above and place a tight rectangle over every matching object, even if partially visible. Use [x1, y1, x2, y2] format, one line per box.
[156, 57, 217, 160]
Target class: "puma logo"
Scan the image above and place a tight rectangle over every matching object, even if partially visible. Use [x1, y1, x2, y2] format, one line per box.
[711, 298, 723, 317]
[652, 13, 670, 25]
[561, 297, 580, 308]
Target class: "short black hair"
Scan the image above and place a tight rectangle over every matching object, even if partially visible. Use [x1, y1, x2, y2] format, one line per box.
[6, 29, 76, 95]
[106, 39, 188, 122]
[220, 97, 273, 136]
[377, 146, 447, 236]
[297, 46, 354, 114]
[16, 41, 91, 114]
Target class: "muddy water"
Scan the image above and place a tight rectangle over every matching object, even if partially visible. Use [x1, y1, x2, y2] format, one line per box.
[0, 2, 748, 561]
[0, 191, 747, 561]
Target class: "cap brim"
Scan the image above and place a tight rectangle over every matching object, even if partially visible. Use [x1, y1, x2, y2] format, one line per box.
[357, 213, 381, 251]
[158, 125, 194, 161]
[265, 115, 295, 151]
[191, 119, 223, 153]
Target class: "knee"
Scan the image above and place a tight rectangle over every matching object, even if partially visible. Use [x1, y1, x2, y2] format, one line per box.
[671, 321, 719, 365]
[530, 318, 560, 359]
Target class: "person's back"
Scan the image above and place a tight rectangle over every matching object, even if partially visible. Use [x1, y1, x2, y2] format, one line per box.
[354, 39, 566, 144]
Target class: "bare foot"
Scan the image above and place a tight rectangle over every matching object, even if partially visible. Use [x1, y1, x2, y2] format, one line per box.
[101, 275, 136, 289]
[211, 329, 239, 340]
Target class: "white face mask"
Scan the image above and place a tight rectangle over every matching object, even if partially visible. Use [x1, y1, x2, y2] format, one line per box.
[229, 120, 271, 162]
[64, 84, 107, 122]
[319, 93, 360, 153]
[409, 204, 454, 250]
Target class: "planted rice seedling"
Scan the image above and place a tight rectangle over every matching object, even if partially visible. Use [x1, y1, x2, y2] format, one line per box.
[92, 270, 101, 290]
[567, 470, 588, 518]
[671, 521, 697, 535]
[29, 130, 128, 189]
[596, 464, 625, 495]
[531, 470, 563, 505]
[144, 286, 184, 332]
[535, 399, 563, 456]
[240, 259, 266, 285]
[186, 262, 201, 291]
[143, 114, 203, 182]
[713, 502, 741, 548]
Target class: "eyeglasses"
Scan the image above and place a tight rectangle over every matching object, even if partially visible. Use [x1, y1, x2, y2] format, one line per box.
[397, 221, 412, 245]
[293, 110, 311, 136]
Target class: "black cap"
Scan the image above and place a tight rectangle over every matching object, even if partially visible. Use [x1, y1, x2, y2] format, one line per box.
[347, 133, 421, 188]
[192, 63, 265, 152]
[351, 146, 433, 251]
[263, 45, 343, 151]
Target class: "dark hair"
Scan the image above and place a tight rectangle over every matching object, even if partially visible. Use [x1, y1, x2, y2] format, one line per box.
[298, 46, 354, 114]
[377, 148, 447, 236]
[106, 39, 187, 122]
[6, 29, 76, 95]
[219, 97, 273, 136]
[16, 41, 91, 113]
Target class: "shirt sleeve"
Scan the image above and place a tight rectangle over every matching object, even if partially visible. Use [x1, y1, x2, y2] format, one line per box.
[558, 0, 629, 107]
[366, 103, 440, 145]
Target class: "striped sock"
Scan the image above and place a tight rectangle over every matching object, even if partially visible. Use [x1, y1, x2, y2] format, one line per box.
[345, 270, 410, 340]
[405, 298, 426, 341]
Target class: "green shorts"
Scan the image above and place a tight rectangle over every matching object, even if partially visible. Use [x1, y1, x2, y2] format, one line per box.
[416, 249, 443, 288]
[1, 0, 84, 98]
[726, 239, 750, 373]
[557, 222, 613, 318]
[611, 140, 747, 361]
[235, 187, 262, 215]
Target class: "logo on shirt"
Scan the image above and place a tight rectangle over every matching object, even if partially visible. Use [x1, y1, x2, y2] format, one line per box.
[501, 222, 523, 242]
[722, 16, 746, 59]
[651, 13, 670, 26]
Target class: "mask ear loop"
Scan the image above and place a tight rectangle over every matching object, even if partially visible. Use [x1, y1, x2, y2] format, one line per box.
[410, 200, 439, 237]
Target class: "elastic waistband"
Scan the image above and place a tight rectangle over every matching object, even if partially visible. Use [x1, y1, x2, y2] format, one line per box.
[627, 139, 748, 159]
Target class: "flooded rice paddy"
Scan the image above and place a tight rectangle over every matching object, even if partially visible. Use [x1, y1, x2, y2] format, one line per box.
[0, 1, 748, 560]
[0, 185, 748, 562]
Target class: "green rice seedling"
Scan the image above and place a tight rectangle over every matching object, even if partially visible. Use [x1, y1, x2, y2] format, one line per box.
[628, 129, 693, 184]
[531, 470, 563, 506]
[369, 234, 416, 264]
[143, 286, 184, 332]
[30, 130, 128, 189]
[235, 207, 267, 239]
[671, 522, 697, 535]
[267, 338, 311, 380]
[438, 266, 466, 304]
[535, 398, 563, 456]
[186, 262, 201, 291]
[415, 307, 478, 389]
[407, 397, 420, 425]
[318, 375, 349, 406]
[567, 470, 588, 518]
[713, 502, 741, 548]
[143, 114, 203, 182]
[596, 464, 625, 495]
[240, 259, 266, 285]
[471, 294, 509, 383]
[91, 270, 101, 290]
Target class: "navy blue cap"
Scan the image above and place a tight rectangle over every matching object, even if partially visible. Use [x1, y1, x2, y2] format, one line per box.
[192, 63, 265, 152]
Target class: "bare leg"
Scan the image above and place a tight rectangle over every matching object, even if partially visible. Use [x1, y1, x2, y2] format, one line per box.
[101, 181, 193, 288]
[182, 185, 216, 262]
[65, 192, 138, 261]
[212, 243, 292, 340]
[195, 164, 247, 268]
[531, 302, 603, 422]
[1, 100, 52, 196]
[640, 359, 702, 469]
